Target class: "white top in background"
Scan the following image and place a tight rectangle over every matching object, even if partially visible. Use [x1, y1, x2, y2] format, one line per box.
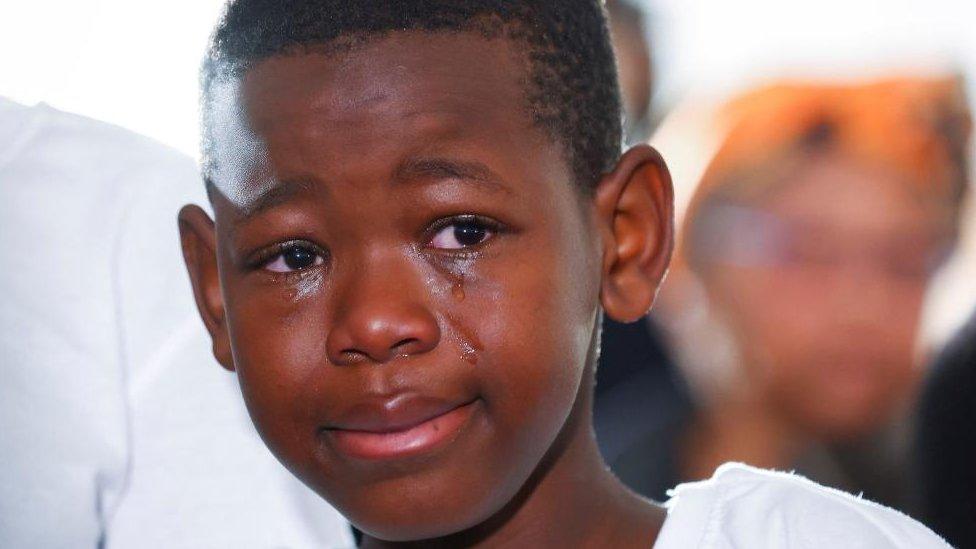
[655, 463, 950, 549]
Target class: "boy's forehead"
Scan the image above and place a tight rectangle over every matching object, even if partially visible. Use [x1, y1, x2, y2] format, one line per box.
[208, 32, 552, 211]
[246, 32, 524, 117]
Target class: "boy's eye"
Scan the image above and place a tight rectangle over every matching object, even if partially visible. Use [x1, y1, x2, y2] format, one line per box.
[429, 218, 495, 250]
[264, 244, 325, 273]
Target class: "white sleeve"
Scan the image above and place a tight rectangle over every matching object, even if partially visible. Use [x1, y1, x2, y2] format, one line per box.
[0, 106, 132, 547]
[655, 463, 951, 549]
[0, 102, 353, 548]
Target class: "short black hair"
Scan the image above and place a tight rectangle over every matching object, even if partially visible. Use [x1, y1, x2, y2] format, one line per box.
[201, 0, 623, 193]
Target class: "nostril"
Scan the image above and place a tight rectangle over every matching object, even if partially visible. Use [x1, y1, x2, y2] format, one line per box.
[392, 337, 421, 354]
[338, 349, 370, 364]
[327, 306, 441, 365]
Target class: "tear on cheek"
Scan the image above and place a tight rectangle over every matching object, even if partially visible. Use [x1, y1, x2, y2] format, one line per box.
[443, 312, 484, 367]
[433, 255, 477, 284]
[452, 281, 465, 302]
[425, 258, 484, 365]
[460, 337, 479, 365]
[292, 270, 325, 302]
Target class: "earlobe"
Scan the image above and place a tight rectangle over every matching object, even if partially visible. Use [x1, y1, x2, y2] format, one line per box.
[595, 144, 675, 323]
[178, 204, 235, 371]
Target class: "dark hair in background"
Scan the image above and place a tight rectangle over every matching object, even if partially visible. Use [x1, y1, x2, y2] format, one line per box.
[202, 0, 623, 193]
[915, 312, 976, 549]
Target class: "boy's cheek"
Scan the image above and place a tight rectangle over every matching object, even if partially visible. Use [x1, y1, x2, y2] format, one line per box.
[221, 286, 330, 441]
[471, 259, 594, 412]
[230, 335, 317, 445]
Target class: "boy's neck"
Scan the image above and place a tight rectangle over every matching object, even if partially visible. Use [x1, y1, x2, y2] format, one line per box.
[361, 370, 666, 549]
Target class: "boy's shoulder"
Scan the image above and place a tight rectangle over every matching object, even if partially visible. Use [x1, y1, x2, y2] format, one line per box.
[653, 462, 949, 549]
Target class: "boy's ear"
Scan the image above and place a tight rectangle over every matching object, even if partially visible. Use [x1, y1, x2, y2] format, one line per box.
[178, 204, 235, 371]
[594, 144, 675, 323]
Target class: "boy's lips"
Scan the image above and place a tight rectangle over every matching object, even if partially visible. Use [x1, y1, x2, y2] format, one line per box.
[323, 395, 480, 461]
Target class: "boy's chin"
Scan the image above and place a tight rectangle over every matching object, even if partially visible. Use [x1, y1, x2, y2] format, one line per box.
[295, 449, 535, 543]
[336, 476, 521, 543]
[353, 510, 487, 543]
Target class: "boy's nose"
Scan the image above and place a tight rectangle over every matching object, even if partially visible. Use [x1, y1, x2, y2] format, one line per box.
[325, 271, 441, 366]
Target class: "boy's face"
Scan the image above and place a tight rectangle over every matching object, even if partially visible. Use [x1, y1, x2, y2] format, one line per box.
[182, 32, 672, 541]
[209, 32, 603, 539]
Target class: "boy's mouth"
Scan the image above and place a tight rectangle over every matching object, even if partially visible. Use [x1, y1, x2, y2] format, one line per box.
[322, 395, 480, 461]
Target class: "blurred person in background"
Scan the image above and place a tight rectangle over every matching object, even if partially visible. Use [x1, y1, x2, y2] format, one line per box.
[606, 0, 654, 143]
[0, 97, 351, 547]
[915, 310, 976, 548]
[651, 77, 971, 511]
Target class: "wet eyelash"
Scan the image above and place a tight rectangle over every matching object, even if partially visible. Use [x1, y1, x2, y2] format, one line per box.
[425, 215, 507, 252]
[426, 214, 505, 237]
[248, 240, 327, 270]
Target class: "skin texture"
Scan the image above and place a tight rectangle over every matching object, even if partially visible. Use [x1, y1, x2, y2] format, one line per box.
[682, 154, 950, 478]
[179, 32, 673, 547]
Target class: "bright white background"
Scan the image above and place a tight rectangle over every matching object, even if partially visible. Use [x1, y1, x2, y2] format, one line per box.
[2, 0, 974, 159]
[0, 0, 225, 157]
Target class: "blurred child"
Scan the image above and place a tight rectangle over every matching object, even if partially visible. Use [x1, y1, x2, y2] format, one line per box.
[658, 77, 971, 510]
[606, 0, 654, 141]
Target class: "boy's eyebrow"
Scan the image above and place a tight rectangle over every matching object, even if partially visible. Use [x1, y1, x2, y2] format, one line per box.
[394, 157, 513, 195]
[239, 178, 317, 218]
[238, 157, 511, 219]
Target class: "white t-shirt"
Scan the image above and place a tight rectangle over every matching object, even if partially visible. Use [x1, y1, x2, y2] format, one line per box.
[655, 463, 949, 549]
[0, 97, 352, 548]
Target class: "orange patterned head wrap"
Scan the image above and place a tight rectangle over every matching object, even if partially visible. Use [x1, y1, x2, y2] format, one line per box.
[681, 76, 972, 268]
